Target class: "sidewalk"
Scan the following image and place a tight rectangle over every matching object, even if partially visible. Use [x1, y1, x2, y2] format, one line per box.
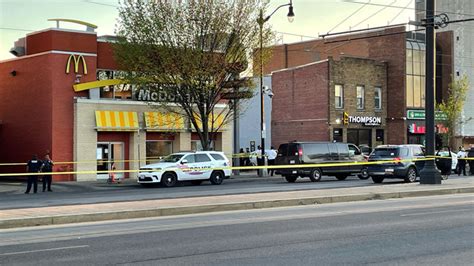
[1, 177, 473, 229]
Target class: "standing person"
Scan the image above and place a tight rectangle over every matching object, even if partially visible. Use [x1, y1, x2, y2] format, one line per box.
[41, 154, 54, 192]
[239, 148, 245, 168]
[25, 155, 42, 194]
[244, 148, 251, 167]
[256, 145, 263, 166]
[457, 147, 467, 176]
[267, 146, 278, 176]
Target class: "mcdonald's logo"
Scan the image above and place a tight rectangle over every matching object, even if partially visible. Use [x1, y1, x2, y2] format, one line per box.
[66, 54, 88, 75]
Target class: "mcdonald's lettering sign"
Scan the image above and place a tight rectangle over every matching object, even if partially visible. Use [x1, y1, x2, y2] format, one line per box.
[65, 54, 88, 75]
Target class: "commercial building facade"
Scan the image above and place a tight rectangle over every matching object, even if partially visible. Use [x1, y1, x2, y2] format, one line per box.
[272, 57, 388, 149]
[263, 26, 453, 148]
[0, 23, 233, 181]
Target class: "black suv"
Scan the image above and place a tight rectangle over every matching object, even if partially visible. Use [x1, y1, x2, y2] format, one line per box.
[367, 145, 425, 183]
[275, 142, 369, 183]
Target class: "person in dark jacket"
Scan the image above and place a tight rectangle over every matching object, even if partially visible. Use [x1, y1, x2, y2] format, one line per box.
[41, 154, 54, 192]
[25, 155, 42, 194]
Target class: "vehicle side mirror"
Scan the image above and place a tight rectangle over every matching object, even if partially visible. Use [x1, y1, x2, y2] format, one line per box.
[181, 159, 188, 164]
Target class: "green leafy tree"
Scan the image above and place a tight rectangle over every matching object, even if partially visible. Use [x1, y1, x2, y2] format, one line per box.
[115, 0, 272, 150]
[437, 75, 470, 148]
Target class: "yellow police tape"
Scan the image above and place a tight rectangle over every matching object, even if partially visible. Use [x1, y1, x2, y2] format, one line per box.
[0, 154, 472, 168]
[0, 157, 447, 177]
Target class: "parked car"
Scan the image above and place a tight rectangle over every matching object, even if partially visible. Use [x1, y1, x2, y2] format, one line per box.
[137, 151, 231, 187]
[367, 145, 425, 183]
[275, 141, 369, 183]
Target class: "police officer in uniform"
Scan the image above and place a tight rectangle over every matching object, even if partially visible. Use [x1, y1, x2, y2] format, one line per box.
[25, 155, 42, 194]
[41, 154, 54, 192]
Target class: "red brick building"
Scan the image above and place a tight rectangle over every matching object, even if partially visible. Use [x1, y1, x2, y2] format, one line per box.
[0, 21, 232, 181]
[264, 26, 453, 148]
[272, 57, 387, 148]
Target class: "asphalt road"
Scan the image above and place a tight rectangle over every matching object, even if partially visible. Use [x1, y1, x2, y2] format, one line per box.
[0, 194, 472, 265]
[1, 175, 472, 210]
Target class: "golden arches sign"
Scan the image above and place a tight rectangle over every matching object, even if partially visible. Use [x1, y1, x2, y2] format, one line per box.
[66, 54, 88, 75]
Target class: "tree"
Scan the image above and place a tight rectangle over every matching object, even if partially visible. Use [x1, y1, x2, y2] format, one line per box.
[436, 75, 470, 148]
[114, 0, 272, 150]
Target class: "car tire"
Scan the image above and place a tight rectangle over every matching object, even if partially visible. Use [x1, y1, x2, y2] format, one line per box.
[358, 167, 370, 180]
[285, 175, 298, 183]
[309, 168, 322, 182]
[210, 171, 224, 185]
[161, 172, 177, 187]
[404, 167, 417, 183]
[191, 180, 203, 185]
[372, 176, 384, 183]
[335, 174, 348, 181]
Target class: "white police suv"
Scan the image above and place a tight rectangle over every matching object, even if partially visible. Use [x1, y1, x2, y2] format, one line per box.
[138, 151, 232, 187]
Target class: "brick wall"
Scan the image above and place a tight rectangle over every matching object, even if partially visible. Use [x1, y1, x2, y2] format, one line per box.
[328, 57, 387, 144]
[271, 60, 330, 147]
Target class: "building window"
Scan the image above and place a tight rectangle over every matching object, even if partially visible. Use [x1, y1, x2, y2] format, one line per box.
[356, 86, 365, 110]
[406, 40, 426, 108]
[146, 141, 173, 164]
[374, 87, 382, 110]
[335, 84, 344, 109]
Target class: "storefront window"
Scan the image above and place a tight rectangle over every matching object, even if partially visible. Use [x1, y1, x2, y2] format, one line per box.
[335, 84, 344, 109]
[146, 141, 173, 164]
[356, 86, 365, 110]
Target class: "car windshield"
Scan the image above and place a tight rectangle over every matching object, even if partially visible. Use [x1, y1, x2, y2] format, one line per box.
[371, 148, 399, 157]
[161, 154, 184, 162]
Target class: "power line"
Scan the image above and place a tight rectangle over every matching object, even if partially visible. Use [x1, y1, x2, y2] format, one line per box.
[326, 0, 372, 34]
[352, 0, 397, 28]
[83, 0, 118, 8]
[390, 0, 413, 24]
[342, 0, 474, 18]
[0, 27, 34, 32]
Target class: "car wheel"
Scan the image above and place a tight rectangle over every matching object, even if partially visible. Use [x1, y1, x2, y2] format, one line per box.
[191, 180, 203, 185]
[335, 174, 348, 181]
[358, 167, 370, 180]
[285, 175, 298, 183]
[404, 167, 417, 183]
[161, 172, 177, 187]
[210, 171, 224, 185]
[372, 176, 384, 183]
[309, 168, 322, 182]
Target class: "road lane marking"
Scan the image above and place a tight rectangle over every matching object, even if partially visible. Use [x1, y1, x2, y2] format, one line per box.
[0, 245, 89, 256]
[400, 208, 473, 217]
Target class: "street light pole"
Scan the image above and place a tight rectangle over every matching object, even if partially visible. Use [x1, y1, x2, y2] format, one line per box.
[257, 1, 294, 177]
[420, 0, 441, 184]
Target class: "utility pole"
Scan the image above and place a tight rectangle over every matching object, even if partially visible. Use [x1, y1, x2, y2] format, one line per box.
[419, 0, 442, 184]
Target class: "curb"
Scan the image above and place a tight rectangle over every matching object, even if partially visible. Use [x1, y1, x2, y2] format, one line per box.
[1, 186, 473, 229]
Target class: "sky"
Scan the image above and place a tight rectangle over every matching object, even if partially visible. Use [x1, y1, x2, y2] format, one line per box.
[0, 0, 416, 60]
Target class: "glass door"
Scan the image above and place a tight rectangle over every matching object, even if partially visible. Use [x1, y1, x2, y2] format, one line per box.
[97, 142, 124, 180]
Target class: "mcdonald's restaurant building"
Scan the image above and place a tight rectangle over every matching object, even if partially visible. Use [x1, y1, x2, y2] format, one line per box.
[0, 23, 233, 181]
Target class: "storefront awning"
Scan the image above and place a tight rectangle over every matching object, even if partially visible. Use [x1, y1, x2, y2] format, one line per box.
[144, 112, 185, 131]
[192, 113, 226, 132]
[95, 111, 139, 131]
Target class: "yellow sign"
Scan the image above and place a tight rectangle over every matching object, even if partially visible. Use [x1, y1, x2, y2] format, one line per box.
[343, 112, 349, 125]
[66, 54, 88, 75]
